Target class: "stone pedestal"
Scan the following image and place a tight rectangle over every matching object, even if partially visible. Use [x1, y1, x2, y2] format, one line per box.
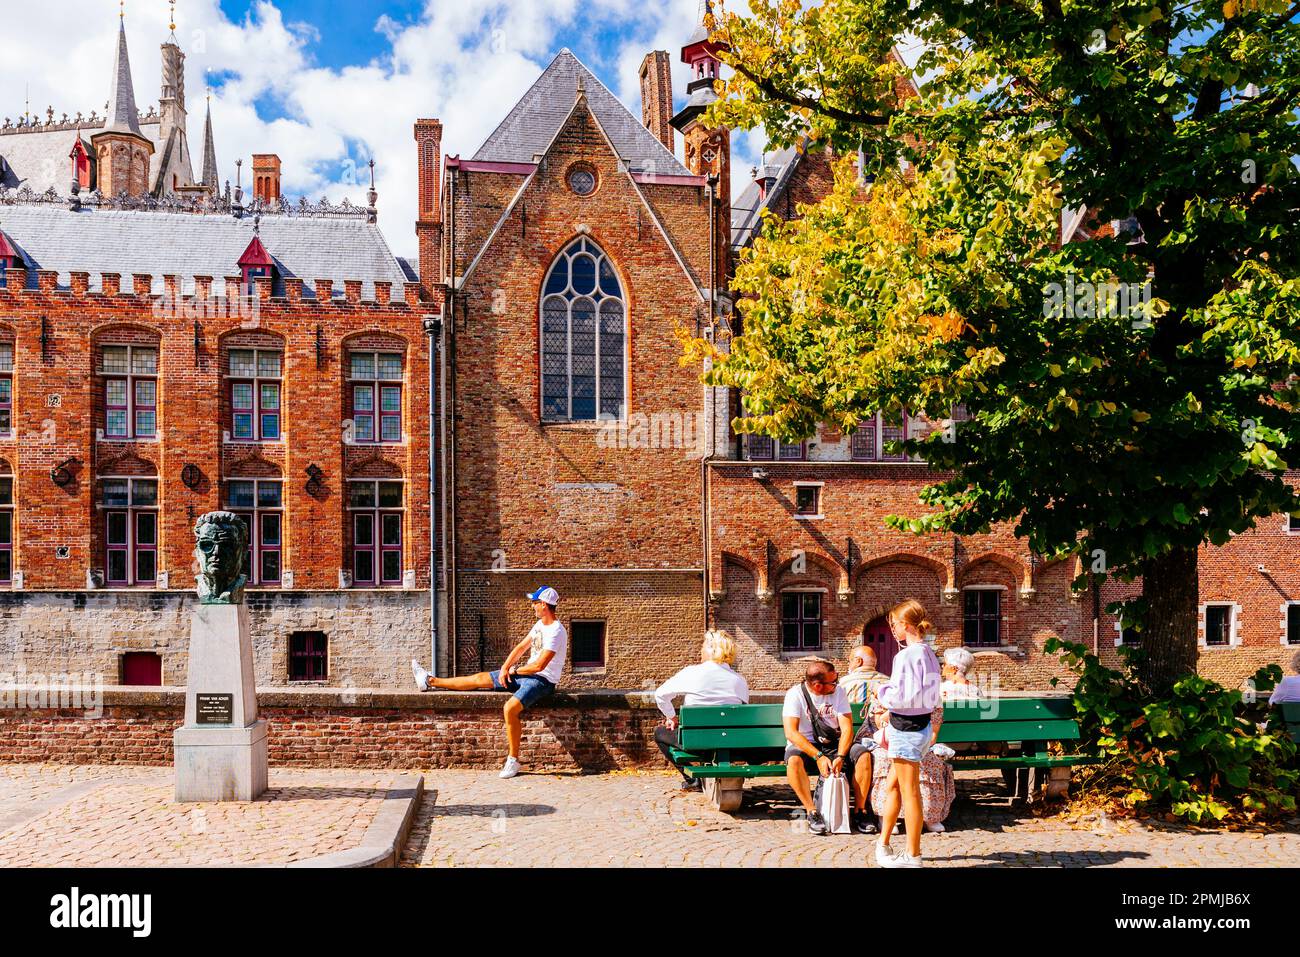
[174, 602, 268, 802]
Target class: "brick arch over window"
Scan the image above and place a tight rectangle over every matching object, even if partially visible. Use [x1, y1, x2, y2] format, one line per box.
[346, 457, 404, 480]
[226, 453, 282, 479]
[773, 549, 846, 593]
[96, 452, 158, 478]
[0, 457, 12, 475]
[855, 551, 953, 594]
[540, 236, 627, 423]
[961, 551, 1029, 592]
[719, 550, 767, 597]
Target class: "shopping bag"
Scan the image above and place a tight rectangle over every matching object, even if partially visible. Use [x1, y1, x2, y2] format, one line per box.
[818, 771, 852, 834]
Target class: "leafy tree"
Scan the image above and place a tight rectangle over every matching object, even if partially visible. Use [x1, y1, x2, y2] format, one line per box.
[687, 0, 1300, 693]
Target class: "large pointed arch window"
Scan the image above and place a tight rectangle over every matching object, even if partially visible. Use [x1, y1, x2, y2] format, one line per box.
[541, 238, 626, 422]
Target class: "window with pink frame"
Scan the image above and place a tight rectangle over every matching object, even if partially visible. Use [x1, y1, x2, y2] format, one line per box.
[348, 480, 404, 586]
[0, 342, 12, 438]
[101, 345, 158, 440]
[101, 478, 158, 586]
[349, 352, 403, 444]
[228, 349, 282, 442]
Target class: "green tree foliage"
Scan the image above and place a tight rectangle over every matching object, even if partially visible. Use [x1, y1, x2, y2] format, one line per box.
[687, 0, 1300, 691]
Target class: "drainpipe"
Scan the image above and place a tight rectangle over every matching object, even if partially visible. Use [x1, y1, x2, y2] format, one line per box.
[701, 174, 718, 631]
[445, 164, 460, 676]
[423, 312, 442, 675]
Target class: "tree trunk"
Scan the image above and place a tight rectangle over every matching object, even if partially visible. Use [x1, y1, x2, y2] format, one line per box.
[1138, 546, 1200, 694]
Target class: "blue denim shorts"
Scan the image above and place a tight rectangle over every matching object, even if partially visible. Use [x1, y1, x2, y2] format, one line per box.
[489, 670, 556, 709]
[887, 726, 931, 763]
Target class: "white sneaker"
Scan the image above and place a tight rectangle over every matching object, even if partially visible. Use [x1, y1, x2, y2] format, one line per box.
[926, 821, 946, 833]
[411, 660, 431, 692]
[894, 852, 924, 868]
[875, 840, 896, 867]
[499, 756, 522, 779]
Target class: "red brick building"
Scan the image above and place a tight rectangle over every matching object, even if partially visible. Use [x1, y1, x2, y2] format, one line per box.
[1, 10, 1293, 696]
[0, 18, 433, 689]
[423, 10, 1298, 693]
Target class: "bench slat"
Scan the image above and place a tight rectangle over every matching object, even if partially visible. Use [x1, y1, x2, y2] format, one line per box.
[939, 720, 1080, 743]
[679, 704, 786, 728]
[681, 728, 789, 751]
[941, 698, 1075, 722]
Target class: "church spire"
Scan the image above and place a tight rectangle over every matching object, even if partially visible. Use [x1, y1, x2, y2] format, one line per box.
[103, 12, 143, 137]
[92, 4, 155, 199]
[201, 96, 219, 189]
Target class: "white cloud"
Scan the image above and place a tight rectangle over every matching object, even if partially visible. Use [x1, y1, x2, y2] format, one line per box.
[1, 0, 765, 257]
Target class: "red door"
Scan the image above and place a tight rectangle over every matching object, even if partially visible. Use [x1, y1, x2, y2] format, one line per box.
[863, 617, 898, 675]
[122, 652, 163, 687]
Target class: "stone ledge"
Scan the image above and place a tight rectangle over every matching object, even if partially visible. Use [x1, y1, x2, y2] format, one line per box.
[0, 685, 1067, 711]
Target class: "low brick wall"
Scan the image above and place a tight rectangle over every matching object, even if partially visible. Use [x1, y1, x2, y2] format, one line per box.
[0, 687, 790, 772]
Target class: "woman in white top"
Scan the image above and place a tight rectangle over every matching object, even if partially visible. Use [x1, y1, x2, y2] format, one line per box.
[1269, 650, 1300, 705]
[654, 630, 750, 791]
[940, 647, 982, 700]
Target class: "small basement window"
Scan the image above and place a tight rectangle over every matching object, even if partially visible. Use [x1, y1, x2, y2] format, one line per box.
[289, 631, 328, 682]
[571, 621, 607, 671]
[121, 652, 163, 687]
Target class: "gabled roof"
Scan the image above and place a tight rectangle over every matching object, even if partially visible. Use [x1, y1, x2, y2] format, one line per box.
[0, 205, 408, 298]
[472, 50, 690, 176]
[730, 145, 801, 250]
[460, 91, 705, 301]
[237, 233, 274, 268]
[0, 228, 18, 260]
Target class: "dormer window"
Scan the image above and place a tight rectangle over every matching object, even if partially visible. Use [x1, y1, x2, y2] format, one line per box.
[69, 139, 92, 190]
[0, 229, 18, 289]
[237, 230, 276, 289]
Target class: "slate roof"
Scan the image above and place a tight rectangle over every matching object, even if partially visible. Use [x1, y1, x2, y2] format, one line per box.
[0, 205, 409, 298]
[472, 50, 690, 177]
[730, 146, 800, 250]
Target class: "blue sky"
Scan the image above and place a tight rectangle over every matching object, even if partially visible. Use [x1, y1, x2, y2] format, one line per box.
[2, 1, 769, 257]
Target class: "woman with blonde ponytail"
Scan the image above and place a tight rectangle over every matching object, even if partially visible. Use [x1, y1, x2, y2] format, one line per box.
[872, 599, 942, 867]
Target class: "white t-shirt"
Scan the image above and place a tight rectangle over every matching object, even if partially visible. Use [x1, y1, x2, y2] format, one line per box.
[524, 619, 567, 685]
[1269, 675, 1300, 705]
[654, 661, 750, 718]
[782, 682, 851, 741]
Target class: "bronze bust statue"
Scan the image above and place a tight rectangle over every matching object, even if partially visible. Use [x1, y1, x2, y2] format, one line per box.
[194, 511, 248, 605]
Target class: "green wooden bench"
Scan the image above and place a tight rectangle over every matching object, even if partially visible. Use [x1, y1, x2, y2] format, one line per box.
[671, 697, 1095, 812]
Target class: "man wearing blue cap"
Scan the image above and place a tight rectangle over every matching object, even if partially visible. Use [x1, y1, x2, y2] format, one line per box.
[412, 586, 567, 778]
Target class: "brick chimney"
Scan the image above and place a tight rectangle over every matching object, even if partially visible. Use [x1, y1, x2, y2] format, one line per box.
[414, 119, 444, 301]
[252, 154, 281, 204]
[639, 51, 674, 154]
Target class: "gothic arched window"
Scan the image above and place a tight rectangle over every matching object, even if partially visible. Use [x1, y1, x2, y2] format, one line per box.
[540, 238, 626, 422]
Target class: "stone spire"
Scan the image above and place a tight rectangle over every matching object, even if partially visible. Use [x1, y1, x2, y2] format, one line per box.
[92, 9, 155, 199]
[103, 18, 143, 137]
[201, 97, 219, 189]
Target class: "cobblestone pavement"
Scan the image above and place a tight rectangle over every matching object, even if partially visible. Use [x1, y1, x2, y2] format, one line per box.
[402, 768, 1300, 868]
[0, 765, 400, 867]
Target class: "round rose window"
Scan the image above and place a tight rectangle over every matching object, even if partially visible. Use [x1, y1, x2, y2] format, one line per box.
[568, 168, 596, 196]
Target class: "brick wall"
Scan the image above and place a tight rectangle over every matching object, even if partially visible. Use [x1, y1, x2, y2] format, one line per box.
[0, 688, 677, 771]
[0, 589, 430, 688]
[454, 570, 704, 688]
[0, 273, 434, 689]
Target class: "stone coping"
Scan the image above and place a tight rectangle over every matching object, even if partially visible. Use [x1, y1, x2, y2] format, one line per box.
[2, 685, 1071, 711]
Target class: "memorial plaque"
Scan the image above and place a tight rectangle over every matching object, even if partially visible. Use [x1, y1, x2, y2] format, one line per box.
[196, 693, 234, 725]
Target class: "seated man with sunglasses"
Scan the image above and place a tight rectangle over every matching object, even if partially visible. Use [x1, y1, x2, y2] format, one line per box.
[782, 659, 856, 835]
